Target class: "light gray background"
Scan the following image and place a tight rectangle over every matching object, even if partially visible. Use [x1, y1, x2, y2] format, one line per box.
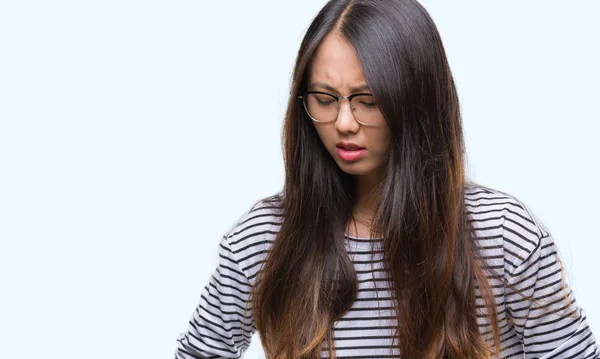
[0, 1, 598, 358]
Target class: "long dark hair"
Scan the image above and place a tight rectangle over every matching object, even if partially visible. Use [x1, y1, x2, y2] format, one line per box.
[252, 0, 501, 357]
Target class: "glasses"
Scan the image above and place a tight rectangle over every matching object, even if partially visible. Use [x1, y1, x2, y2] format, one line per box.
[297, 91, 385, 127]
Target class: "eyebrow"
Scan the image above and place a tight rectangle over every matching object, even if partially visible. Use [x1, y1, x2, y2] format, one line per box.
[310, 81, 371, 93]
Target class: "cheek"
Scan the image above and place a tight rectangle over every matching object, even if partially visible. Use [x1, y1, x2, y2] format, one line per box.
[371, 131, 392, 154]
[313, 125, 334, 146]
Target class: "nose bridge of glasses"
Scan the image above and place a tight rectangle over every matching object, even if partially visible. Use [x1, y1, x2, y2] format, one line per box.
[335, 95, 360, 126]
[336, 94, 356, 111]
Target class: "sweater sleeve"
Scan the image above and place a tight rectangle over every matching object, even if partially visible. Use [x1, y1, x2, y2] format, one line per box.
[174, 233, 255, 359]
[504, 220, 600, 357]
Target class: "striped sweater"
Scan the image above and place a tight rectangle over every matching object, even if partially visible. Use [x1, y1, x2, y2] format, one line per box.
[175, 183, 600, 358]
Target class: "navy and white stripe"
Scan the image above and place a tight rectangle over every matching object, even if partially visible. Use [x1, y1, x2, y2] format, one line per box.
[175, 183, 600, 358]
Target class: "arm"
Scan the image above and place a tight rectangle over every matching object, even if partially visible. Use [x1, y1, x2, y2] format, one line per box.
[174, 234, 255, 359]
[505, 230, 600, 358]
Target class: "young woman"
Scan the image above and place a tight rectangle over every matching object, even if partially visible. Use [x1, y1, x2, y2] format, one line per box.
[175, 1, 599, 358]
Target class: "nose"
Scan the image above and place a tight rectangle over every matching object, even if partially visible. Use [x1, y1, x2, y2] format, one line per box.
[334, 99, 360, 133]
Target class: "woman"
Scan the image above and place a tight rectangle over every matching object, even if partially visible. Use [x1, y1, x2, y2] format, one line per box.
[175, 0, 599, 358]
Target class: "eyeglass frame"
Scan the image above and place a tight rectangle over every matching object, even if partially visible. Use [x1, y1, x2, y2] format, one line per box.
[296, 90, 383, 127]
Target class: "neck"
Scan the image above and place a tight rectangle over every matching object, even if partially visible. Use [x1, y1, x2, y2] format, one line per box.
[353, 171, 384, 219]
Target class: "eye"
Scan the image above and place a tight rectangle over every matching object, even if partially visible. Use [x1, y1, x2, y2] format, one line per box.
[317, 98, 334, 105]
[313, 94, 336, 106]
[354, 95, 378, 109]
[360, 100, 376, 108]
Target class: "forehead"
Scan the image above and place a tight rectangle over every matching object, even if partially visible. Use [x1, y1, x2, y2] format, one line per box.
[309, 33, 367, 90]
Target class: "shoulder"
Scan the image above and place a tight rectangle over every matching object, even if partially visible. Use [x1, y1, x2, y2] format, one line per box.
[465, 182, 550, 275]
[221, 192, 284, 282]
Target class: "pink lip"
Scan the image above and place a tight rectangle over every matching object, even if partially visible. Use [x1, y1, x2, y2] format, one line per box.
[336, 147, 365, 161]
[336, 141, 363, 150]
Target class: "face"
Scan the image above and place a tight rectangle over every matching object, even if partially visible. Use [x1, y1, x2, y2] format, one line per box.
[307, 33, 392, 182]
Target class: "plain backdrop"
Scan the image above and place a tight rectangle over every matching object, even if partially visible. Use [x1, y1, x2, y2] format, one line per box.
[0, 1, 598, 358]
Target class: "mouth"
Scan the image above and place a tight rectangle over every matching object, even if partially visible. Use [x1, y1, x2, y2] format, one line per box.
[336, 146, 366, 162]
[336, 143, 365, 151]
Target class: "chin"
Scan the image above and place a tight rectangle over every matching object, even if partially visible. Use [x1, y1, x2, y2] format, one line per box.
[336, 162, 370, 176]
[335, 159, 386, 179]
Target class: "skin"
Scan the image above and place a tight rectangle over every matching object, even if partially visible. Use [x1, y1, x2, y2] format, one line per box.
[308, 32, 392, 237]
